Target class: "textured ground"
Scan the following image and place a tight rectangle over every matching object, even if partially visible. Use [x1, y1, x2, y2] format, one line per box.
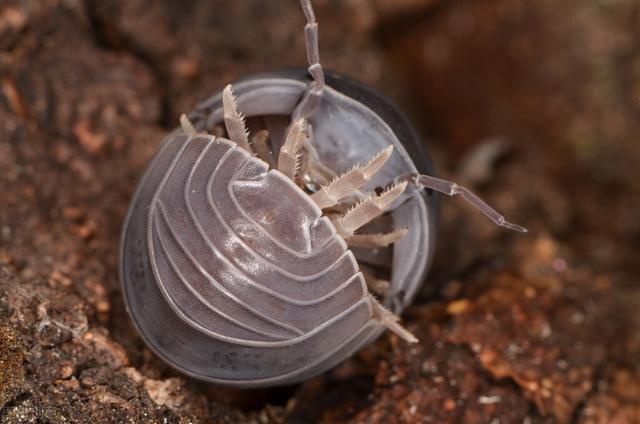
[1, 0, 639, 423]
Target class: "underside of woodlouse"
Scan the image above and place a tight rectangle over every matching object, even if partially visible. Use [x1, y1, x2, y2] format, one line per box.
[179, 87, 420, 343]
[120, 0, 525, 387]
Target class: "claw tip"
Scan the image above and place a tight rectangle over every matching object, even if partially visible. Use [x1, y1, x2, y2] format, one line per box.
[505, 222, 528, 233]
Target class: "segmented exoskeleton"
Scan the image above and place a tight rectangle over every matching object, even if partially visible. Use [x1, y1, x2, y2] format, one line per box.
[120, 0, 525, 387]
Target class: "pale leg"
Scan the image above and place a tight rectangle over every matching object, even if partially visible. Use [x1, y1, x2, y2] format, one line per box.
[222, 84, 252, 153]
[311, 146, 394, 209]
[252, 129, 275, 167]
[399, 173, 528, 233]
[277, 119, 309, 180]
[179, 114, 197, 135]
[370, 296, 417, 343]
[345, 228, 408, 248]
[331, 182, 407, 237]
[293, 0, 325, 121]
[361, 268, 390, 296]
[299, 138, 336, 188]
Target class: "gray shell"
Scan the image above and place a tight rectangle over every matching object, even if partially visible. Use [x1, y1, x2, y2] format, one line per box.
[120, 70, 437, 387]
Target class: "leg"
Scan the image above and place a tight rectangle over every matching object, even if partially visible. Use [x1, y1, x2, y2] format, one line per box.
[211, 124, 226, 138]
[222, 84, 252, 153]
[370, 296, 417, 343]
[332, 181, 407, 237]
[345, 228, 408, 248]
[278, 119, 309, 180]
[311, 146, 394, 209]
[293, 0, 325, 121]
[400, 173, 527, 233]
[299, 137, 336, 188]
[252, 129, 275, 168]
[361, 268, 390, 295]
[180, 114, 197, 135]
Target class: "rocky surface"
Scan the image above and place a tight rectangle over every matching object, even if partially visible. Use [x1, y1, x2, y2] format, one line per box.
[1, 0, 639, 422]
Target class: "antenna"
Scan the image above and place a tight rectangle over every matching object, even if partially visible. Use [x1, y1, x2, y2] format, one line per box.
[294, 0, 326, 120]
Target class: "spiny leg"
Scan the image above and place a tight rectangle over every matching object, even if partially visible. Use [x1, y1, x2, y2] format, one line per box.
[398, 173, 528, 233]
[345, 228, 408, 248]
[299, 137, 336, 188]
[180, 114, 197, 135]
[252, 129, 275, 167]
[222, 84, 252, 152]
[293, 0, 325, 121]
[311, 146, 394, 209]
[370, 295, 417, 343]
[332, 181, 407, 237]
[361, 268, 390, 296]
[300, 140, 368, 204]
[278, 119, 309, 180]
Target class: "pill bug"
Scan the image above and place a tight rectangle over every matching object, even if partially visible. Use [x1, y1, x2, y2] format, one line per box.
[119, 0, 526, 388]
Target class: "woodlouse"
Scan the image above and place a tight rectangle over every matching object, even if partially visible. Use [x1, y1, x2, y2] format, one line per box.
[120, 0, 526, 387]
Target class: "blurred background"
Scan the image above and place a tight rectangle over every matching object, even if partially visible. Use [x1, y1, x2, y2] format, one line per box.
[1, 0, 639, 422]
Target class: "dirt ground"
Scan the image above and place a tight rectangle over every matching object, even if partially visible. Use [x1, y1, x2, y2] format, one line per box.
[1, 0, 639, 423]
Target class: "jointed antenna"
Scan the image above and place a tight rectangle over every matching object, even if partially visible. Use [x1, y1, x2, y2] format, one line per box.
[294, 0, 326, 120]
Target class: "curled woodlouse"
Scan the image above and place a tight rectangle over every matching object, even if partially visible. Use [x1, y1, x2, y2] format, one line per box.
[120, 0, 526, 388]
